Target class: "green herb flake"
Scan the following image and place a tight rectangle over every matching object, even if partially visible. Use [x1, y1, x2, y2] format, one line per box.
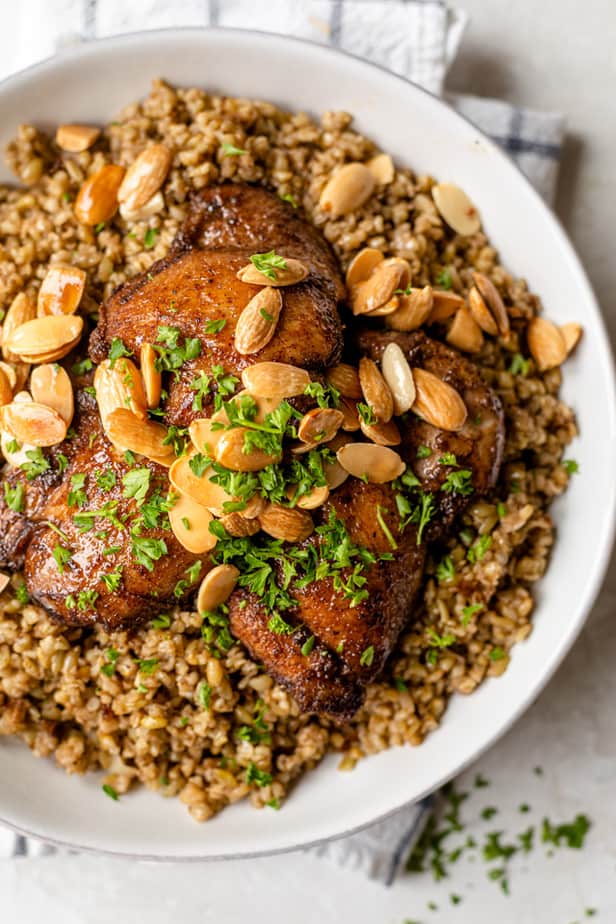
[108, 337, 133, 368]
[221, 141, 247, 156]
[143, 227, 159, 249]
[360, 645, 375, 667]
[245, 762, 273, 788]
[249, 250, 287, 281]
[280, 193, 298, 208]
[461, 602, 483, 626]
[563, 458, 579, 475]
[71, 357, 93, 376]
[436, 268, 453, 290]
[151, 613, 172, 630]
[376, 505, 398, 550]
[20, 448, 50, 481]
[52, 543, 71, 573]
[198, 681, 212, 710]
[3, 482, 24, 513]
[204, 317, 227, 335]
[102, 783, 119, 801]
[508, 353, 530, 376]
[100, 648, 119, 677]
[301, 635, 315, 657]
[393, 677, 408, 692]
[467, 534, 492, 564]
[436, 556, 455, 584]
[416, 445, 432, 459]
[482, 806, 498, 820]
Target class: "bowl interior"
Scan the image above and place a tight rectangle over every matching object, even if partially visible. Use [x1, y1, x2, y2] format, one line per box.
[0, 28, 614, 859]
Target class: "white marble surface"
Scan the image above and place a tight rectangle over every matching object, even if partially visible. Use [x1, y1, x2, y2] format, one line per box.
[3, 2, 616, 921]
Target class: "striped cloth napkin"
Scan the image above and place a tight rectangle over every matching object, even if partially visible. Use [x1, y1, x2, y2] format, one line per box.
[0, 0, 565, 882]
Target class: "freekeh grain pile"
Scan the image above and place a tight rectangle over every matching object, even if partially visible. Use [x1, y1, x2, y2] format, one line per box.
[0, 80, 578, 819]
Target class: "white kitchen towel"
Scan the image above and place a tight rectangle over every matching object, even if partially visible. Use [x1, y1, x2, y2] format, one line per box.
[0, 0, 566, 881]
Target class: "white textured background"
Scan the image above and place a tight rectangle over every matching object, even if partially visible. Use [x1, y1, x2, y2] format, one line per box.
[2, 1, 616, 921]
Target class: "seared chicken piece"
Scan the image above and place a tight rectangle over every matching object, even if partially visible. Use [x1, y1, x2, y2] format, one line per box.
[0, 392, 203, 629]
[90, 185, 345, 426]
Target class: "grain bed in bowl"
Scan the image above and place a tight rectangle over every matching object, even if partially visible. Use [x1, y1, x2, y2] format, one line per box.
[0, 80, 578, 820]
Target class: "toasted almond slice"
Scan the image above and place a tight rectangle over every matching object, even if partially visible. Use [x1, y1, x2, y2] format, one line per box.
[380, 342, 416, 415]
[336, 442, 405, 483]
[55, 124, 100, 153]
[94, 357, 147, 428]
[196, 564, 240, 612]
[432, 182, 481, 236]
[345, 248, 384, 289]
[118, 144, 172, 213]
[241, 362, 311, 399]
[259, 503, 314, 542]
[221, 390, 282, 426]
[74, 164, 126, 226]
[339, 397, 360, 432]
[0, 362, 17, 390]
[0, 401, 67, 447]
[234, 287, 283, 355]
[242, 494, 267, 519]
[215, 427, 282, 472]
[19, 337, 82, 365]
[1, 428, 35, 467]
[358, 357, 394, 423]
[446, 306, 484, 353]
[359, 417, 401, 446]
[105, 408, 175, 465]
[139, 343, 162, 409]
[472, 272, 510, 337]
[319, 163, 375, 218]
[168, 492, 217, 554]
[292, 484, 330, 510]
[11, 362, 30, 392]
[219, 511, 260, 537]
[411, 368, 467, 431]
[6, 315, 83, 361]
[0, 367, 13, 407]
[323, 457, 350, 490]
[385, 286, 434, 332]
[366, 153, 395, 185]
[119, 190, 165, 222]
[0, 572, 10, 594]
[13, 390, 32, 403]
[351, 259, 410, 316]
[370, 296, 403, 317]
[2, 293, 36, 361]
[428, 290, 465, 324]
[169, 453, 233, 515]
[237, 257, 308, 287]
[37, 263, 86, 318]
[527, 317, 567, 371]
[297, 407, 344, 444]
[561, 322, 583, 355]
[30, 364, 74, 425]
[188, 418, 223, 456]
[325, 363, 362, 399]
[468, 286, 498, 336]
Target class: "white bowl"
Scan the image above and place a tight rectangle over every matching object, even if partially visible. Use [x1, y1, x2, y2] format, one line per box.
[0, 28, 614, 860]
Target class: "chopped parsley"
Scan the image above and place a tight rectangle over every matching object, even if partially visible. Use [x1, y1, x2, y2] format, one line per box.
[101, 648, 119, 677]
[357, 402, 377, 426]
[101, 570, 122, 592]
[416, 445, 432, 459]
[67, 472, 87, 508]
[122, 467, 151, 505]
[441, 469, 473, 496]
[52, 544, 71, 573]
[245, 762, 273, 788]
[136, 658, 159, 676]
[393, 470, 436, 545]
[562, 459, 579, 475]
[143, 227, 159, 249]
[436, 555, 455, 583]
[108, 337, 133, 368]
[131, 534, 167, 571]
[508, 353, 530, 376]
[360, 645, 375, 667]
[151, 613, 172, 630]
[71, 357, 93, 376]
[436, 268, 453, 290]
[95, 469, 117, 491]
[15, 583, 29, 604]
[376, 505, 398, 550]
[489, 646, 506, 662]
[221, 141, 247, 156]
[304, 380, 341, 409]
[204, 318, 227, 335]
[301, 635, 315, 657]
[280, 192, 298, 208]
[249, 250, 287, 281]
[461, 602, 483, 626]
[154, 325, 201, 378]
[102, 784, 119, 801]
[3, 482, 24, 512]
[20, 448, 50, 480]
[198, 681, 212, 710]
[467, 534, 492, 563]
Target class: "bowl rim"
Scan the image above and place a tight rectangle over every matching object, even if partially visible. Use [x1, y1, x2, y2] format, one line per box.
[0, 25, 615, 862]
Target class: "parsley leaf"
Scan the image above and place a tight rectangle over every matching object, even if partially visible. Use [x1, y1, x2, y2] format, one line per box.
[221, 141, 247, 156]
[52, 544, 71, 573]
[249, 250, 287, 281]
[3, 482, 24, 512]
[108, 337, 133, 368]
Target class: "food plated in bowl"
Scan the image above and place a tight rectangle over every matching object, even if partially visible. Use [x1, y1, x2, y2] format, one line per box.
[0, 30, 613, 859]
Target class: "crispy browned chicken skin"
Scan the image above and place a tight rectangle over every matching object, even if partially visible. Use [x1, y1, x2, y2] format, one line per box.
[0, 183, 505, 720]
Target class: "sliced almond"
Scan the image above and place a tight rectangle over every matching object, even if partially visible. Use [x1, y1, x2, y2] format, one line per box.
[319, 163, 375, 218]
[11, 362, 31, 392]
[219, 511, 260, 537]
[215, 427, 282, 472]
[472, 272, 510, 337]
[339, 397, 360, 431]
[527, 317, 567, 371]
[37, 263, 86, 318]
[94, 357, 147, 428]
[105, 408, 175, 465]
[432, 182, 481, 236]
[380, 342, 416, 415]
[446, 306, 484, 353]
[345, 248, 384, 289]
[366, 153, 395, 185]
[237, 256, 308, 288]
[351, 259, 410, 316]
[6, 315, 83, 363]
[336, 443, 405, 483]
[118, 144, 172, 213]
[0, 367, 13, 407]
[259, 503, 314, 542]
[561, 322, 583, 355]
[220, 390, 281, 426]
[241, 362, 311, 399]
[30, 364, 74, 425]
[0, 572, 10, 594]
[289, 484, 330, 510]
[74, 164, 126, 226]
[13, 390, 32, 404]
[241, 494, 267, 519]
[139, 343, 162, 409]
[0, 362, 17, 390]
[468, 286, 498, 336]
[169, 453, 233, 515]
[196, 564, 240, 612]
[168, 492, 217, 554]
[297, 407, 344, 445]
[119, 190, 165, 222]
[234, 287, 283, 355]
[1, 429, 35, 467]
[323, 456, 350, 490]
[411, 368, 467, 431]
[358, 357, 394, 423]
[325, 363, 362, 399]
[55, 124, 100, 153]
[2, 293, 36, 362]
[0, 401, 67, 447]
[188, 418, 222, 456]
[385, 286, 434, 332]
[428, 290, 465, 324]
[359, 417, 401, 446]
